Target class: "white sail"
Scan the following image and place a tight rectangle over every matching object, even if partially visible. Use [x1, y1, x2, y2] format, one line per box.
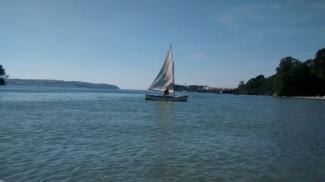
[148, 46, 174, 93]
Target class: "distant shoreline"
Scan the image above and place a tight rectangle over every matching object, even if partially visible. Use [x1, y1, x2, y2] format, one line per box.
[292, 96, 325, 100]
[5, 78, 119, 90]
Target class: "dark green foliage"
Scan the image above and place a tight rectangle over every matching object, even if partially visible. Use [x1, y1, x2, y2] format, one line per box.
[245, 75, 265, 95]
[235, 75, 275, 95]
[236, 75, 265, 95]
[260, 75, 276, 95]
[275, 57, 304, 96]
[0, 65, 7, 85]
[311, 48, 325, 80]
[235, 48, 325, 96]
[0, 65, 5, 76]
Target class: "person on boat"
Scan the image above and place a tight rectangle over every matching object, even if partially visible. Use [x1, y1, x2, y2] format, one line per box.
[163, 88, 169, 96]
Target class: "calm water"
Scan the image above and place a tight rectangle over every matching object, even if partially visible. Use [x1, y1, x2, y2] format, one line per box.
[0, 86, 325, 181]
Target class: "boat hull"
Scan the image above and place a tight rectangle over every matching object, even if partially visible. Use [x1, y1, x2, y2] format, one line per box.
[145, 94, 188, 102]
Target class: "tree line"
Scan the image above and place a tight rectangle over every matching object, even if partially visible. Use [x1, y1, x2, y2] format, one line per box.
[234, 48, 325, 96]
[0, 65, 8, 85]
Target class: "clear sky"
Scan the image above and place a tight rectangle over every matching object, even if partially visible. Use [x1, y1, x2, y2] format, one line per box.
[1, 0, 324, 89]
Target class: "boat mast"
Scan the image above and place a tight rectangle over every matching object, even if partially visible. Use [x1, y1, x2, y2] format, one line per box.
[171, 44, 175, 96]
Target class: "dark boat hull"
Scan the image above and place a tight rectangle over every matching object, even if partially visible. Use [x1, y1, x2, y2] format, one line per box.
[145, 94, 188, 102]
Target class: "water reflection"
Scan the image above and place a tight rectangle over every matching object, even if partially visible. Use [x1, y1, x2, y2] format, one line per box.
[146, 101, 178, 177]
[150, 101, 174, 128]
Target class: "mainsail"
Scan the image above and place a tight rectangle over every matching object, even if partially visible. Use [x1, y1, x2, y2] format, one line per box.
[148, 46, 174, 93]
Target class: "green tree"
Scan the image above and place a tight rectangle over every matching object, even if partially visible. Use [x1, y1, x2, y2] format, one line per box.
[260, 75, 275, 95]
[235, 75, 273, 95]
[309, 48, 325, 95]
[274, 57, 301, 96]
[0, 65, 8, 85]
[235, 48, 325, 97]
[311, 48, 325, 79]
[245, 75, 266, 95]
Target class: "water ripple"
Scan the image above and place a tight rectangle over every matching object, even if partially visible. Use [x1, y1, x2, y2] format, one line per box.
[1, 87, 325, 181]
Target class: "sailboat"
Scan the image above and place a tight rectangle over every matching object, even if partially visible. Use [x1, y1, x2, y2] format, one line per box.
[145, 45, 188, 101]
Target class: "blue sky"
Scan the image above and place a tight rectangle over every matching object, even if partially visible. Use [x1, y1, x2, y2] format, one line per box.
[1, 0, 324, 89]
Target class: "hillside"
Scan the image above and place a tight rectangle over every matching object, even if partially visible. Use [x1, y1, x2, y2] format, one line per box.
[6, 79, 119, 89]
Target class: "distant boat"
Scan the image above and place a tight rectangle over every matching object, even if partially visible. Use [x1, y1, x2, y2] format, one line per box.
[145, 45, 188, 102]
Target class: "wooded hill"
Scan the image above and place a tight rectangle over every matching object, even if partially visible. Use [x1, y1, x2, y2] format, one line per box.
[234, 48, 325, 96]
